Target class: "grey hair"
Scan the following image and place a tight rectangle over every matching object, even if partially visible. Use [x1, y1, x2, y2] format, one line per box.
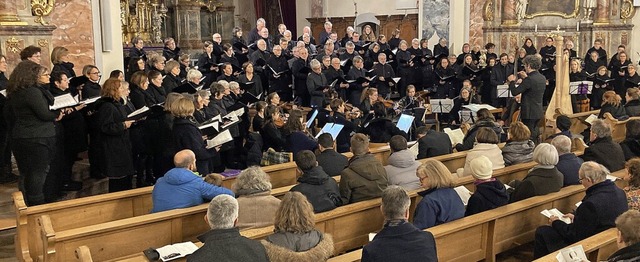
[283, 30, 292, 36]
[533, 143, 559, 165]
[310, 59, 321, 69]
[353, 56, 364, 63]
[232, 166, 272, 195]
[591, 119, 612, 138]
[186, 69, 202, 82]
[217, 80, 229, 88]
[347, 26, 355, 33]
[229, 81, 239, 90]
[207, 195, 238, 229]
[551, 135, 572, 155]
[381, 186, 410, 220]
[523, 54, 542, 70]
[346, 41, 355, 48]
[257, 18, 266, 25]
[324, 21, 332, 27]
[579, 161, 609, 183]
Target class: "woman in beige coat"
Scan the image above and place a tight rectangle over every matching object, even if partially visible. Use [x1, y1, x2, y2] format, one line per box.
[233, 166, 281, 229]
[457, 127, 506, 177]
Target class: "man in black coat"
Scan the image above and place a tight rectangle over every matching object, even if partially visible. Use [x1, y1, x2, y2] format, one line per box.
[416, 125, 452, 159]
[508, 54, 546, 142]
[362, 186, 438, 262]
[290, 150, 342, 213]
[582, 119, 626, 172]
[188, 195, 269, 262]
[490, 53, 514, 107]
[533, 161, 628, 258]
[372, 53, 396, 98]
[315, 133, 348, 177]
[246, 18, 265, 45]
[292, 48, 311, 106]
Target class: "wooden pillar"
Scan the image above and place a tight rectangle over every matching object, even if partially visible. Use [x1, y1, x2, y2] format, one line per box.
[594, 0, 610, 24]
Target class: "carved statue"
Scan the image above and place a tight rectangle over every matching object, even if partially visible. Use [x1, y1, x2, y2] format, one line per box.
[516, 0, 528, 22]
[483, 0, 494, 21]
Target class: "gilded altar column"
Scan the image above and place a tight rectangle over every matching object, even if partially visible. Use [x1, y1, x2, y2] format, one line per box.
[594, 0, 610, 24]
[0, 0, 26, 25]
[175, 0, 204, 50]
[501, 0, 517, 25]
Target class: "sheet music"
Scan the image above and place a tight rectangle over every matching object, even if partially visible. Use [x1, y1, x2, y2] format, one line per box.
[198, 121, 219, 132]
[315, 123, 344, 140]
[306, 109, 319, 128]
[392, 77, 401, 83]
[221, 113, 240, 129]
[462, 104, 497, 112]
[0, 90, 6, 97]
[540, 208, 572, 224]
[569, 81, 593, 95]
[50, 93, 79, 110]
[408, 141, 419, 160]
[206, 130, 233, 149]
[127, 106, 149, 119]
[454, 186, 472, 206]
[584, 114, 597, 125]
[429, 99, 454, 113]
[443, 128, 464, 145]
[496, 84, 513, 98]
[81, 96, 101, 104]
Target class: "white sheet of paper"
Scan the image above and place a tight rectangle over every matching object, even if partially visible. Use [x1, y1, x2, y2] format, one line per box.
[454, 186, 472, 206]
[198, 121, 219, 132]
[555, 245, 588, 262]
[443, 128, 464, 146]
[156, 241, 199, 262]
[462, 103, 497, 112]
[585, 114, 597, 125]
[50, 93, 79, 110]
[408, 141, 419, 160]
[206, 130, 233, 149]
[127, 106, 149, 119]
[540, 208, 572, 224]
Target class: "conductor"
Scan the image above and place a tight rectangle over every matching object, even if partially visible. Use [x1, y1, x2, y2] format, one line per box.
[507, 54, 546, 142]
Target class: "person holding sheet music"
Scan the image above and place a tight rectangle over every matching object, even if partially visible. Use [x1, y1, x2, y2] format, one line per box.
[539, 37, 557, 71]
[372, 53, 396, 98]
[216, 63, 237, 83]
[395, 40, 414, 99]
[266, 45, 291, 101]
[174, 69, 203, 94]
[623, 65, 640, 103]
[292, 47, 311, 106]
[339, 42, 357, 65]
[433, 37, 449, 57]
[306, 60, 329, 108]
[219, 43, 241, 71]
[507, 54, 546, 142]
[569, 59, 590, 112]
[434, 56, 456, 99]
[80, 65, 102, 100]
[161, 61, 182, 95]
[585, 50, 607, 75]
[457, 54, 481, 95]
[324, 57, 349, 101]
[584, 39, 608, 64]
[197, 41, 219, 89]
[592, 66, 612, 109]
[347, 56, 370, 107]
[231, 27, 249, 64]
[192, 91, 210, 124]
[364, 102, 408, 143]
[456, 43, 472, 65]
[450, 84, 480, 125]
[147, 70, 167, 102]
[329, 99, 360, 153]
[171, 96, 220, 175]
[364, 43, 381, 70]
[249, 39, 270, 88]
[609, 44, 627, 69]
[490, 53, 514, 107]
[237, 62, 264, 97]
[609, 51, 632, 101]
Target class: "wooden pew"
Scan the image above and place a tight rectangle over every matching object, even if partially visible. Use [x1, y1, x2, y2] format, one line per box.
[533, 228, 619, 262]
[602, 112, 640, 143]
[552, 108, 599, 140]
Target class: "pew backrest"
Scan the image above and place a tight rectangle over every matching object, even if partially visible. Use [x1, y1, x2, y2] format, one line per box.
[533, 228, 618, 262]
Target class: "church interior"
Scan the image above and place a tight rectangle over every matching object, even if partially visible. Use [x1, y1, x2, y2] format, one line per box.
[0, 0, 639, 261]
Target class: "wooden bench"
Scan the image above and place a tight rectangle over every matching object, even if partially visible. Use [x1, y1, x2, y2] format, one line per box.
[550, 108, 599, 140]
[602, 112, 640, 143]
[533, 228, 619, 262]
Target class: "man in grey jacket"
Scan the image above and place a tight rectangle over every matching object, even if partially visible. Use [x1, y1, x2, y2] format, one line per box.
[384, 136, 421, 191]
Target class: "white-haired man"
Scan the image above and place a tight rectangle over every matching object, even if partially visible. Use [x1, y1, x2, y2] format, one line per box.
[248, 18, 266, 45]
[188, 195, 269, 262]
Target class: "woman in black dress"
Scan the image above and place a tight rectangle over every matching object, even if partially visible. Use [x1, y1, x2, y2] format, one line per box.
[197, 41, 219, 89]
[0, 55, 16, 184]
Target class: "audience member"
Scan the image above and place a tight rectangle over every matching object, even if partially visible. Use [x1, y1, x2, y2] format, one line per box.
[582, 119, 626, 172]
[315, 133, 348, 177]
[606, 210, 640, 261]
[416, 125, 452, 159]
[362, 186, 438, 261]
[465, 156, 509, 216]
[621, 119, 640, 161]
[291, 150, 342, 213]
[188, 195, 269, 262]
[502, 122, 535, 166]
[509, 143, 563, 202]
[151, 150, 234, 213]
[551, 135, 583, 186]
[339, 133, 388, 204]
[413, 159, 465, 229]
[533, 161, 628, 258]
[384, 135, 421, 190]
[545, 115, 572, 142]
[455, 108, 503, 152]
[233, 166, 281, 229]
[457, 127, 505, 177]
[624, 158, 640, 211]
[261, 192, 334, 261]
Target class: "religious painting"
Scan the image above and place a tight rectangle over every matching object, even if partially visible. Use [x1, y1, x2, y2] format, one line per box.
[419, 0, 450, 48]
[523, 0, 580, 18]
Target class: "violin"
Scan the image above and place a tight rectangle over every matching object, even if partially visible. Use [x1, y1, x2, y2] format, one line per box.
[277, 102, 296, 113]
[377, 97, 394, 108]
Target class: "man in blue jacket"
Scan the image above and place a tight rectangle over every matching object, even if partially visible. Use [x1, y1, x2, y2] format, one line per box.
[151, 150, 234, 213]
[533, 161, 628, 258]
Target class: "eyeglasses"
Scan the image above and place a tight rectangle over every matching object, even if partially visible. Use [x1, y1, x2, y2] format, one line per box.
[41, 73, 50, 76]
[89, 72, 101, 75]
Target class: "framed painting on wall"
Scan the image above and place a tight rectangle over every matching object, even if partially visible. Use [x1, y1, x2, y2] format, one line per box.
[524, 0, 580, 18]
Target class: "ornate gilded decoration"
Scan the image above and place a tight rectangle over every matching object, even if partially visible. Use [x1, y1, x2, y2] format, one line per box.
[37, 39, 49, 48]
[524, 0, 580, 19]
[6, 37, 21, 54]
[620, 0, 635, 24]
[31, 0, 55, 25]
[483, 0, 494, 21]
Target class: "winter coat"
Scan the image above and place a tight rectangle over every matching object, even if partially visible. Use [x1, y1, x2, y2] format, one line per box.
[417, 129, 453, 159]
[188, 228, 268, 262]
[457, 143, 505, 177]
[151, 168, 234, 213]
[583, 136, 626, 172]
[607, 242, 640, 262]
[465, 179, 509, 216]
[384, 150, 421, 191]
[262, 232, 334, 262]
[620, 138, 640, 161]
[362, 220, 438, 262]
[455, 119, 503, 152]
[94, 97, 134, 178]
[291, 166, 343, 213]
[236, 191, 281, 229]
[624, 99, 640, 117]
[339, 153, 388, 204]
[556, 153, 583, 186]
[413, 187, 465, 229]
[599, 103, 628, 120]
[502, 140, 535, 166]
[316, 149, 348, 177]
[510, 166, 563, 202]
[172, 117, 217, 175]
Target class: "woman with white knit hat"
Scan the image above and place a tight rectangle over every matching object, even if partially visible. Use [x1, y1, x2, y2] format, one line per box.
[465, 155, 510, 216]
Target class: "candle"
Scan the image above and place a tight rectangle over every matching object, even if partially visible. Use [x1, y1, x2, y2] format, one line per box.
[577, 22, 579, 31]
[535, 24, 538, 32]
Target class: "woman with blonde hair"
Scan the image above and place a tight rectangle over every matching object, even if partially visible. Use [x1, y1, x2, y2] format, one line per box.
[261, 192, 334, 261]
[599, 90, 627, 119]
[361, 24, 376, 42]
[413, 159, 465, 229]
[502, 122, 535, 166]
[234, 166, 281, 229]
[624, 158, 640, 210]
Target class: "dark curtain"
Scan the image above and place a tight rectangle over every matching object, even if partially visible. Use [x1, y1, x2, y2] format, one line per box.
[279, 0, 297, 39]
[254, 0, 265, 20]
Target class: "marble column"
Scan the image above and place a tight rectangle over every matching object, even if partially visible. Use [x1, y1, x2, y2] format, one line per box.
[175, 0, 203, 50]
[0, 0, 26, 25]
[501, 0, 517, 25]
[594, 0, 610, 24]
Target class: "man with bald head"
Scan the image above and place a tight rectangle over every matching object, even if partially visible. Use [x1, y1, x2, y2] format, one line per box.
[211, 33, 224, 57]
[151, 150, 234, 213]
